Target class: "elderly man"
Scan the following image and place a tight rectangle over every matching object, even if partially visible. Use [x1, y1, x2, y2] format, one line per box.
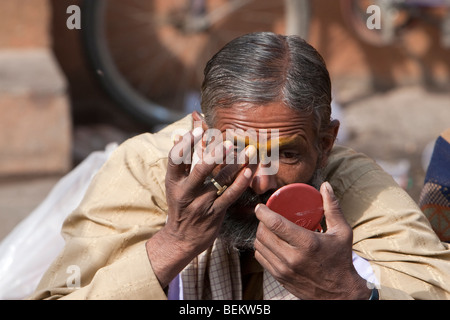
[31, 32, 450, 300]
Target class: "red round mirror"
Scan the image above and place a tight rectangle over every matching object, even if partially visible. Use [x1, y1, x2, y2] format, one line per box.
[266, 183, 324, 231]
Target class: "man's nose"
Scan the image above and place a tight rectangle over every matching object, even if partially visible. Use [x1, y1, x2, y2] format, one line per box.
[249, 163, 278, 195]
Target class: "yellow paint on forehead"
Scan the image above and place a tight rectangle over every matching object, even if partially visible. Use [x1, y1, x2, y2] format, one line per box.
[232, 133, 303, 150]
[227, 133, 303, 162]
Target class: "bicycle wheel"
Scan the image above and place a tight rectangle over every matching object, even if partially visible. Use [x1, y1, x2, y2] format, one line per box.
[82, 0, 311, 127]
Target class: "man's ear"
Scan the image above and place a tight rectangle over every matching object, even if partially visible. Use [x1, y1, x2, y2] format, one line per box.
[192, 110, 209, 131]
[319, 119, 340, 168]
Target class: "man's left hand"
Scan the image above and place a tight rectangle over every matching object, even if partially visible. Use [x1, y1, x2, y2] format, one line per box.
[254, 182, 371, 300]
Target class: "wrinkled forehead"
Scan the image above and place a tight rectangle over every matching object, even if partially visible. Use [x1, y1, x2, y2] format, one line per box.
[209, 102, 317, 147]
[220, 129, 306, 151]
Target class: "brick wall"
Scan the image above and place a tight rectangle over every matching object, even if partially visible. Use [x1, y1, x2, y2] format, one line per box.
[0, 0, 72, 176]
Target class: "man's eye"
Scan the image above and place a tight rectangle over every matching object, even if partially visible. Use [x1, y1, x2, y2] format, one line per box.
[280, 151, 301, 163]
[281, 151, 298, 158]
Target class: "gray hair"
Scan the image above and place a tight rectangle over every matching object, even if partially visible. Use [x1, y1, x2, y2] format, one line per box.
[201, 32, 332, 146]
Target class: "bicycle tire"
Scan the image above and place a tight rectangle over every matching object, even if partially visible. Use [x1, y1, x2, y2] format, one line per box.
[82, 0, 184, 127]
[82, 0, 311, 127]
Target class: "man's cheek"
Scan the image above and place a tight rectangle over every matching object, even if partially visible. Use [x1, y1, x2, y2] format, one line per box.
[276, 164, 312, 185]
[257, 160, 279, 176]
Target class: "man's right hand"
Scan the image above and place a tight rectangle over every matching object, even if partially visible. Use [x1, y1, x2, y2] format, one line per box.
[146, 127, 257, 289]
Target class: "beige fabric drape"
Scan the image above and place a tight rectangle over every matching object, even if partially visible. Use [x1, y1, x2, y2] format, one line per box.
[30, 115, 450, 300]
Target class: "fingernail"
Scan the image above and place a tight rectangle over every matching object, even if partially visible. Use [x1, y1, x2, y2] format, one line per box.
[172, 134, 181, 144]
[255, 203, 261, 212]
[192, 126, 203, 138]
[245, 145, 257, 160]
[324, 181, 334, 195]
[243, 167, 252, 179]
[223, 140, 234, 154]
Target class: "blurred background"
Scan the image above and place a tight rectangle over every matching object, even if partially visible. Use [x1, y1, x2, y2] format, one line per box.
[1, 0, 450, 241]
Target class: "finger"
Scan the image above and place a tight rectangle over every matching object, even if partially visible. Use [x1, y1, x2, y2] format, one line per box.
[254, 238, 283, 279]
[204, 145, 258, 208]
[210, 144, 257, 190]
[255, 203, 311, 246]
[186, 139, 234, 189]
[192, 110, 206, 128]
[255, 206, 321, 277]
[254, 223, 302, 285]
[167, 127, 204, 181]
[254, 222, 287, 263]
[195, 143, 257, 200]
[319, 182, 350, 232]
[213, 163, 257, 211]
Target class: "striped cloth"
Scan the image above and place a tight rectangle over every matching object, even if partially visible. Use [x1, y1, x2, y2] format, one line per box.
[179, 238, 298, 300]
[169, 237, 378, 300]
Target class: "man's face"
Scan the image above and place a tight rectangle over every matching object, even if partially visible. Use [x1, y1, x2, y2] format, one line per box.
[209, 102, 328, 249]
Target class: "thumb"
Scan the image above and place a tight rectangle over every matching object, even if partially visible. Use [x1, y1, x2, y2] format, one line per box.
[320, 182, 349, 232]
